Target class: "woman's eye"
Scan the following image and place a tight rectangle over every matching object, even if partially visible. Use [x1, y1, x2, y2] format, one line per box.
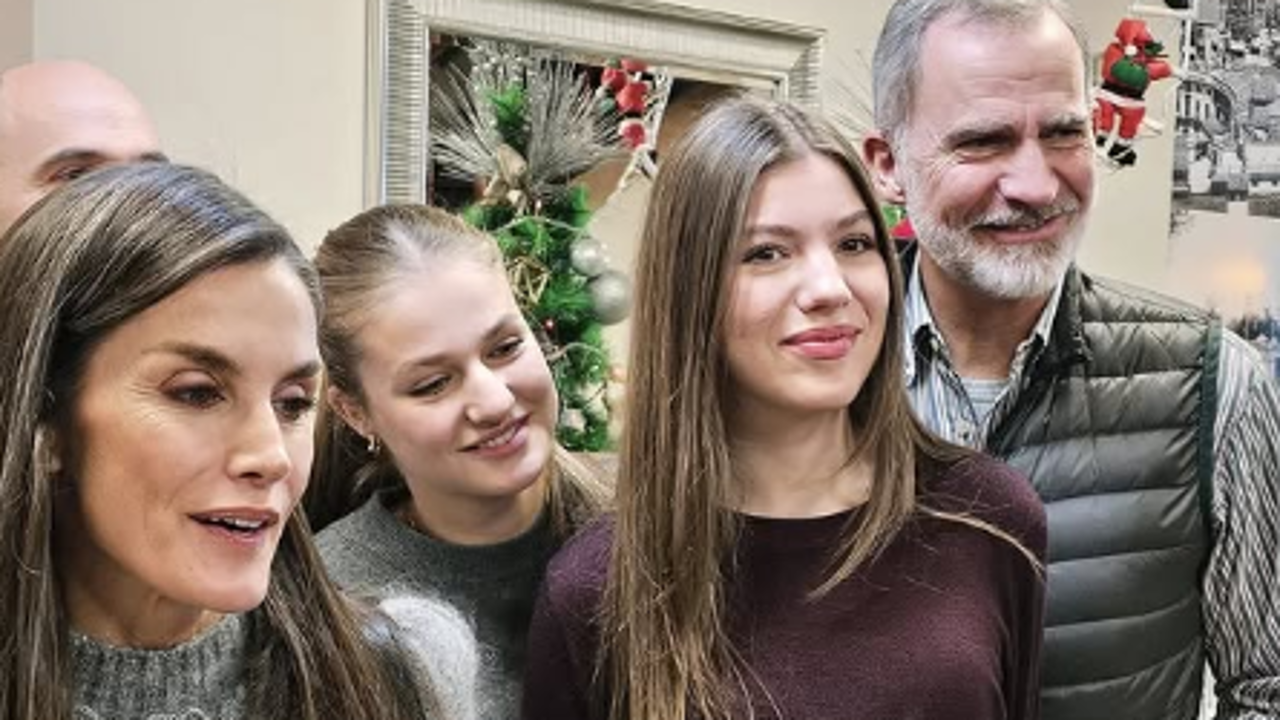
[274, 395, 317, 423]
[742, 244, 785, 264]
[410, 377, 450, 398]
[490, 337, 524, 360]
[838, 235, 875, 254]
[48, 163, 96, 184]
[168, 385, 224, 409]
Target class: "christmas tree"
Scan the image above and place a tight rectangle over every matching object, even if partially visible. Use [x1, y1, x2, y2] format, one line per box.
[430, 41, 641, 451]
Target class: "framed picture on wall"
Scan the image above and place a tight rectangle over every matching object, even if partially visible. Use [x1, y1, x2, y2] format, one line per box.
[1170, 0, 1280, 378]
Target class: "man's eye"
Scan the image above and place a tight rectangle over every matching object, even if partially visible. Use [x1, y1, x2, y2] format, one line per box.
[955, 137, 1005, 155]
[1045, 127, 1088, 147]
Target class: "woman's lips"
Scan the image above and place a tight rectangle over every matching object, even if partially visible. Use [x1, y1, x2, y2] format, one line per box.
[464, 415, 530, 457]
[782, 326, 859, 360]
[190, 508, 280, 548]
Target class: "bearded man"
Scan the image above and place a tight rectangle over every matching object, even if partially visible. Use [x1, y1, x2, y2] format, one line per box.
[864, 1, 1280, 719]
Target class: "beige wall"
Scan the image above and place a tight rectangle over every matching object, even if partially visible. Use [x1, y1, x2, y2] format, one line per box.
[0, 0, 33, 69]
[32, 0, 365, 250]
[25, 0, 1180, 294]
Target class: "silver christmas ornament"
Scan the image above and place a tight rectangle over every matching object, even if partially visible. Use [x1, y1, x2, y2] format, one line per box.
[570, 237, 608, 278]
[589, 270, 631, 325]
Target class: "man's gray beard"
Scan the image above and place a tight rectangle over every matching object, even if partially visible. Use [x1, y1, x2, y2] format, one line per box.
[905, 198, 1086, 301]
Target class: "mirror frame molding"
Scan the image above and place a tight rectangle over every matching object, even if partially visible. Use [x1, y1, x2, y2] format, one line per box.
[364, 0, 826, 206]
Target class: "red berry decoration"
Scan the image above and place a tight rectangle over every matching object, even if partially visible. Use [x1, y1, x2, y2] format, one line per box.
[616, 80, 648, 114]
[601, 66, 627, 92]
[619, 119, 647, 149]
[620, 58, 648, 73]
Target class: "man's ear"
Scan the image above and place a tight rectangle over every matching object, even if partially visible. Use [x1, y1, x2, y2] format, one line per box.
[327, 386, 372, 440]
[862, 132, 906, 205]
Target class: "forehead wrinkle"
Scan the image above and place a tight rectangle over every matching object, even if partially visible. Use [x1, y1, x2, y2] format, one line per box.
[149, 341, 242, 379]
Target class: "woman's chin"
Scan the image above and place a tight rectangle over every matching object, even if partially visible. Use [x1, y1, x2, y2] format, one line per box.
[195, 577, 272, 615]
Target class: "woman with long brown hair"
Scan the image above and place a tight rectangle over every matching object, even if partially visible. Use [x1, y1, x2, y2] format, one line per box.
[0, 162, 474, 720]
[523, 95, 1046, 719]
[307, 204, 610, 720]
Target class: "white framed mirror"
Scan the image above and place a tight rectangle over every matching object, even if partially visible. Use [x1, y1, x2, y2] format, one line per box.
[364, 0, 825, 207]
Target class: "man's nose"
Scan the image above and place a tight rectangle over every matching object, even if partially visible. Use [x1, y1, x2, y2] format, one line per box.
[998, 141, 1060, 208]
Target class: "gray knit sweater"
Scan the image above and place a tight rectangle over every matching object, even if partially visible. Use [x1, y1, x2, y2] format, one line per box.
[70, 599, 479, 720]
[72, 613, 248, 719]
[317, 490, 558, 720]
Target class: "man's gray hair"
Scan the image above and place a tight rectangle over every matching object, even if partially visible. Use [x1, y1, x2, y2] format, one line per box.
[872, 0, 1087, 143]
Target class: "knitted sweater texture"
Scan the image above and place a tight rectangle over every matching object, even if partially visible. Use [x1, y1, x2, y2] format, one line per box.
[318, 490, 556, 720]
[73, 613, 247, 720]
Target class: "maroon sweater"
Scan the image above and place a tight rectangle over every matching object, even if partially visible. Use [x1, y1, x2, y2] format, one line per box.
[522, 453, 1047, 720]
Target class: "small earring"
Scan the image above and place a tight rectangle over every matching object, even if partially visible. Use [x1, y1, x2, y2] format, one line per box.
[366, 434, 380, 456]
[34, 425, 62, 476]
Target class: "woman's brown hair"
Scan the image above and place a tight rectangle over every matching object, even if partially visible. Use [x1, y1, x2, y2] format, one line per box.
[306, 203, 609, 537]
[0, 163, 437, 720]
[601, 94, 975, 720]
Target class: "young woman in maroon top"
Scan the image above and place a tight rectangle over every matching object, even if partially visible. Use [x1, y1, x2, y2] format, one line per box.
[522, 94, 1047, 720]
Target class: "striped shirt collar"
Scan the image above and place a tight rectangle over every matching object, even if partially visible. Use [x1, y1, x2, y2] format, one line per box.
[902, 251, 1066, 387]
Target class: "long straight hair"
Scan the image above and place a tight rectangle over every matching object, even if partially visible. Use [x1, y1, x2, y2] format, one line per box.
[0, 163, 436, 720]
[601, 95, 969, 720]
[307, 203, 610, 536]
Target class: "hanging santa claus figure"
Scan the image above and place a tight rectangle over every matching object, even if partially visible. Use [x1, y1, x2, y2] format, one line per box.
[1094, 18, 1174, 167]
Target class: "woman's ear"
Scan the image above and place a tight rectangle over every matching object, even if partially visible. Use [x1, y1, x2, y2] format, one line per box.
[862, 132, 906, 205]
[327, 386, 372, 440]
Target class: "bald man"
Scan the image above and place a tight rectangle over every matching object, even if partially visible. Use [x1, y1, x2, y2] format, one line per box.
[0, 60, 164, 234]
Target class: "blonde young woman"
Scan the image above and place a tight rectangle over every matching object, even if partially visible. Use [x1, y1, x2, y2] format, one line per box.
[522, 95, 1047, 720]
[308, 204, 610, 720]
[0, 163, 475, 720]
